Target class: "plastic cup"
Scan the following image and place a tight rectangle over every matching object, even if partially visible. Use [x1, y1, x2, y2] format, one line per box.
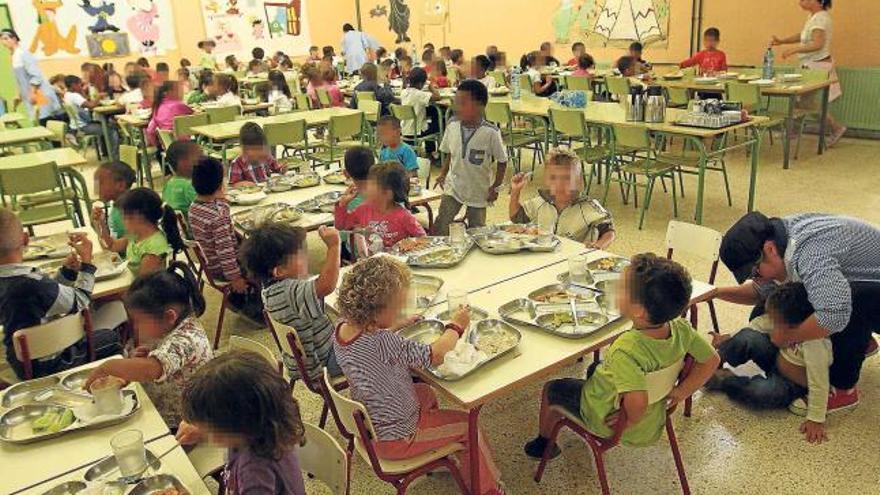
[111, 430, 147, 478]
[447, 289, 469, 314]
[90, 376, 125, 416]
[568, 254, 592, 285]
[449, 222, 467, 249]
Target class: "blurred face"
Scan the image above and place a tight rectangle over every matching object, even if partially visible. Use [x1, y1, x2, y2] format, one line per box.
[377, 123, 401, 146]
[109, 74, 123, 89]
[192, 422, 246, 449]
[544, 162, 581, 199]
[0, 33, 17, 50]
[177, 148, 201, 177]
[243, 144, 269, 163]
[129, 307, 178, 340]
[274, 250, 309, 279]
[704, 35, 719, 50]
[373, 286, 408, 329]
[94, 168, 127, 202]
[122, 212, 152, 238]
[365, 177, 393, 206]
[71, 81, 84, 94]
[751, 241, 787, 283]
[454, 91, 482, 123]
[616, 267, 649, 325]
[629, 48, 642, 59]
[799, 0, 822, 12]
[401, 60, 413, 73]
[573, 45, 584, 57]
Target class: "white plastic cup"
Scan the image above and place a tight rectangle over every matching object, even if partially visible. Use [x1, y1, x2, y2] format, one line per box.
[111, 429, 147, 478]
[447, 289, 469, 314]
[568, 254, 590, 285]
[90, 376, 124, 416]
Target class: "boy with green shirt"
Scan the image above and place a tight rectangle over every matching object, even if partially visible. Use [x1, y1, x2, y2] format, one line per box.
[91, 161, 136, 242]
[162, 140, 202, 216]
[525, 254, 720, 457]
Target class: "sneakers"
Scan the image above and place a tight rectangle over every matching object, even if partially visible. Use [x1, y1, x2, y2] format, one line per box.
[523, 435, 561, 460]
[789, 388, 859, 417]
[866, 337, 878, 358]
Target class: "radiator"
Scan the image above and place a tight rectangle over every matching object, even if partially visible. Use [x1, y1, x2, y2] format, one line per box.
[830, 67, 880, 131]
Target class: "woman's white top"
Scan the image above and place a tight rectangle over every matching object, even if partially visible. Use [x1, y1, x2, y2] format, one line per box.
[800, 10, 833, 63]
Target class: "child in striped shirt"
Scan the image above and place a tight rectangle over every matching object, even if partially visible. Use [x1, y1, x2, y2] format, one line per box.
[241, 223, 344, 382]
[333, 256, 504, 495]
[228, 123, 285, 186]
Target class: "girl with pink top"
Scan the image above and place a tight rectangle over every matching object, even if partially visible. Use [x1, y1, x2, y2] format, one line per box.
[571, 54, 596, 78]
[334, 161, 425, 250]
[146, 81, 193, 146]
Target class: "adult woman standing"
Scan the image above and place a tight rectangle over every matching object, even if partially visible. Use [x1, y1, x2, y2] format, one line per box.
[0, 29, 63, 125]
[771, 0, 846, 146]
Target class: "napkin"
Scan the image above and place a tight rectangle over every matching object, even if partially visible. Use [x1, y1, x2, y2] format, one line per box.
[437, 340, 487, 378]
[73, 394, 136, 425]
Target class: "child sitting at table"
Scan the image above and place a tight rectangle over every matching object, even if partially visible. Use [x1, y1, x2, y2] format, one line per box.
[211, 73, 242, 108]
[431, 60, 450, 88]
[349, 63, 395, 114]
[63, 75, 119, 156]
[628, 42, 652, 73]
[308, 45, 321, 63]
[240, 224, 344, 381]
[449, 49, 466, 80]
[616, 56, 651, 86]
[91, 161, 136, 242]
[182, 351, 307, 494]
[572, 54, 596, 78]
[524, 52, 558, 97]
[400, 68, 441, 156]
[117, 73, 145, 107]
[335, 162, 426, 250]
[249, 47, 269, 74]
[162, 140, 202, 216]
[524, 254, 720, 458]
[321, 67, 345, 107]
[509, 147, 615, 249]
[706, 282, 835, 443]
[377, 116, 419, 178]
[567, 42, 586, 67]
[0, 209, 123, 379]
[265, 70, 293, 113]
[433, 79, 508, 235]
[680, 27, 728, 75]
[189, 156, 263, 321]
[84, 262, 212, 429]
[397, 56, 414, 84]
[146, 81, 194, 147]
[334, 256, 504, 495]
[472, 55, 497, 90]
[101, 188, 184, 276]
[186, 71, 214, 106]
[225, 55, 242, 73]
[228, 122, 286, 186]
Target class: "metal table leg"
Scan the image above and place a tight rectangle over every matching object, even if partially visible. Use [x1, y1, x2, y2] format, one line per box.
[782, 95, 795, 169]
[817, 86, 830, 155]
[748, 127, 761, 212]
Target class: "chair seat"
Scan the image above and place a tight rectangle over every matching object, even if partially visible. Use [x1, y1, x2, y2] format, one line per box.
[574, 145, 611, 162]
[17, 205, 72, 226]
[549, 404, 589, 430]
[18, 190, 67, 207]
[356, 439, 464, 475]
[504, 132, 543, 148]
[619, 159, 677, 176]
[207, 146, 241, 160]
[187, 443, 226, 478]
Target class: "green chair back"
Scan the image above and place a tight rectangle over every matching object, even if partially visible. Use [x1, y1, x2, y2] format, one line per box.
[613, 124, 651, 151]
[564, 76, 592, 92]
[119, 144, 139, 172]
[316, 88, 332, 108]
[666, 87, 690, 107]
[358, 99, 381, 123]
[264, 120, 307, 147]
[485, 101, 513, 128]
[798, 68, 829, 83]
[0, 161, 64, 197]
[390, 104, 417, 125]
[447, 68, 459, 86]
[157, 129, 175, 150]
[520, 74, 533, 94]
[173, 113, 210, 139]
[724, 82, 763, 112]
[329, 113, 365, 141]
[549, 108, 587, 139]
[356, 91, 376, 102]
[295, 94, 311, 111]
[45, 120, 67, 143]
[605, 76, 631, 100]
[489, 70, 507, 87]
[205, 105, 241, 124]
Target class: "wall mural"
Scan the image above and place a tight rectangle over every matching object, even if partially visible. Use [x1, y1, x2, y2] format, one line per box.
[7, 0, 178, 59]
[553, 0, 670, 48]
[200, 0, 312, 56]
[388, 0, 411, 43]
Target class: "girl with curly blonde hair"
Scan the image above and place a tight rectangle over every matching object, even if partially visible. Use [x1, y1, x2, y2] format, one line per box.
[333, 256, 505, 494]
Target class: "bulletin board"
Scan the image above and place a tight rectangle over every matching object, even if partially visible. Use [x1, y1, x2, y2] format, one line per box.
[200, 0, 313, 57]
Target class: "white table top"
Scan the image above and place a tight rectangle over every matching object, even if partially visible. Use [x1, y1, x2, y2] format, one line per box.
[0, 359, 171, 494]
[19, 435, 211, 495]
[416, 251, 716, 409]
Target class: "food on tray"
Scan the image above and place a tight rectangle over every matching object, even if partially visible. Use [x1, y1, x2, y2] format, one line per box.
[531, 289, 592, 304]
[593, 257, 627, 272]
[31, 408, 75, 433]
[290, 174, 320, 187]
[546, 313, 575, 328]
[437, 341, 487, 377]
[273, 208, 302, 223]
[323, 172, 347, 184]
[397, 237, 432, 253]
[153, 489, 185, 495]
[501, 224, 543, 236]
[414, 248, 458, 265]
[230, 184, 263, 195]
[475, 331, 518, 356]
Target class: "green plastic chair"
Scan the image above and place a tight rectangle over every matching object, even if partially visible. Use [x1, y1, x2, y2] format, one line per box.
[604, 125, 679, 230]
[0, 161, 78, 229]
[489, 70, 507, 87]
[264, 120, 309, 168]
[665, 87, 690, 108]
[486, 101, 544, 174]
[520, 74, 533, 94]
[358, 99, 381, 146]
[295, 94, 312, 111]
[390, 104, 442, 156]
[173, 113, 210, 140]
[356, 91, 376, 102]
[62, 104, 102, 159]
[44, 120, 68, 149]
[447, 68, 460, 86]
[127, 126, 161, 188]
[316, 88, 332, 108]
[308, 112, 366, 168]
[725, 81, 790, 150]
[158, 129, 175, 150]
[549, 108, 611, 191]
[564, 76, 592, 92]
[205, 105, 241, 125]
[605, 76, 631, 101]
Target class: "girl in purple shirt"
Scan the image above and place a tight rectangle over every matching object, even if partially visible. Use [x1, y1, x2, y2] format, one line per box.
[182, 351, 306, 495]
[146, 81, 193, 146]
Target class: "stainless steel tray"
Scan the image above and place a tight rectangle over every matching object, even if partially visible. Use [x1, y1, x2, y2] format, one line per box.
[0, 390, 141, 444]
[391, 237, 474, 269]
[41, 480, 128, 495]
[297, 191, 342, 213]
[284, 172, 321, 189]
[232, 203, 304, 232]
[432, 306, 489, 322]
[1, 376, 60, 408]
[528, 283, 598, 304]
[411, 274, 444, 311]
[60, 369, 91, 391]
[498, 298, 613, 339]
[398, 319, 521, 381]
[468, 224, 560, 255]
[129, 474, 188, 495]
[85, 449, 163, 482]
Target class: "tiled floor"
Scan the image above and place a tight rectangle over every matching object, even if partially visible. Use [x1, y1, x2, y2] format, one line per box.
[16, 132, 880, 494]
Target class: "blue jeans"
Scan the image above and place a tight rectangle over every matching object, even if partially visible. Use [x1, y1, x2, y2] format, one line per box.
[717, 328, 807, 409]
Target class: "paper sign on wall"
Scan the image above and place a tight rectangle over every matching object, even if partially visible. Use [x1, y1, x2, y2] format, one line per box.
[200, 0, 313, 57]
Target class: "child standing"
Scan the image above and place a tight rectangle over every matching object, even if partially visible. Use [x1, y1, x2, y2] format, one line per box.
[399, 68, 441, 156]
[524, 254, 719, 457]
[228, 123, 286, 186]
[189, 157, 263, 322]
[707, 283, 835, 443]
[335, 162, 426, 250]
[680, 27, 728, 74]
[240, 224, 344, 381]
[334, 256, 504, 495]
[84, 262, 212, 428]
[377, 116, 419, 177]
[198, 40, 218, 70]
[433, 80, 508, 235]
[101, 188, 184, 275]
[91, 161, 136, 242]
[162, 140, 202, 215]
[509, 148, 615, 249]
[182, 351, 306, 495]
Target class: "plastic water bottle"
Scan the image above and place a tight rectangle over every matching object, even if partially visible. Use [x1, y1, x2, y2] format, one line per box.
[511, 66, 522, 101]
[762, 48, 775, 80]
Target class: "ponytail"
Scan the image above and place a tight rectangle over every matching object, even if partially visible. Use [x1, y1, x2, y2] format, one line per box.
[160, 204, 185, 253]
[125, 261, 206, 322]
[168, 261, 206, 317]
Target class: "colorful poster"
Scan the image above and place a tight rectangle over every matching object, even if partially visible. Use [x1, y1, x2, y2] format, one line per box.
[7, 0, 178, 59]
[553, 0, 670, 48]
[200, 0, 313, 58]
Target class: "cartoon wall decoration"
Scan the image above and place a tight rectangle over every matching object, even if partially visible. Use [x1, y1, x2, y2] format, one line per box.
[418, 0, 450, 46]
[200, 0, 312, 57]
[369, 5, 388, 18]
[388, 0, 411, 43]
[8, 0, 177, 59]
[553, 0, 670, 48]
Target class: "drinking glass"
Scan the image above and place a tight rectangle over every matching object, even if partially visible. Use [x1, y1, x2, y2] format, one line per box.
[111, 430, 147, 479]
[447, 289, 469, 314]
[90, 376, 124, 416]
[449, 222, 467, 249]
[568, 254, 592, 285]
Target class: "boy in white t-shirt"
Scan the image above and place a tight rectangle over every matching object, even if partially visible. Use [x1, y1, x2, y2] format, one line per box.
[63, 75, 119, 156]
[433, 80, 508, 235]
[707, 283, 836, 443]
[399, 67, 441, 156]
